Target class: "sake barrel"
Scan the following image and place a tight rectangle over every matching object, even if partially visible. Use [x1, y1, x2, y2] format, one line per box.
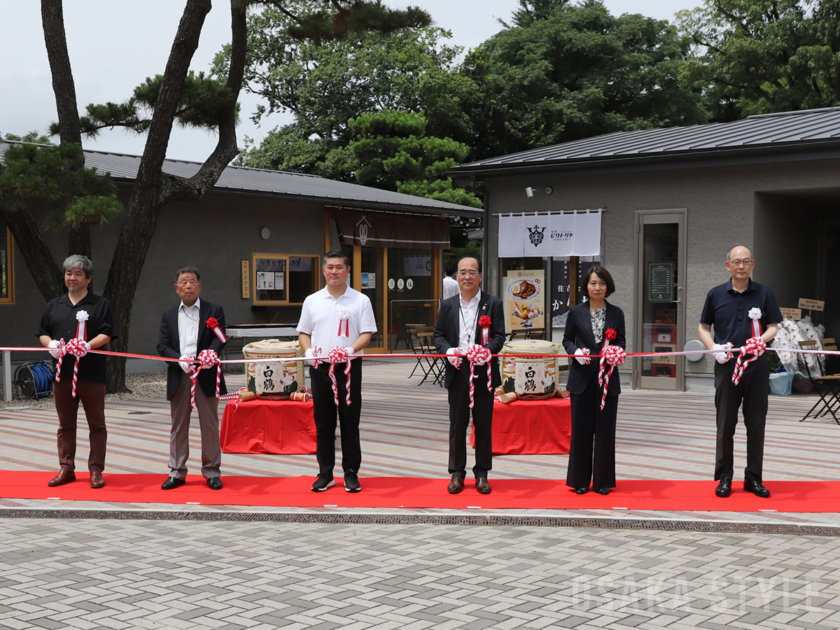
[500, 339, 559, 399]
[243, 339, 303, 398]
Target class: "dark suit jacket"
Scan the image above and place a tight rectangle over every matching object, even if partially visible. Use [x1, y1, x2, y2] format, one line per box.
[433, 292, 506, 390]
[158, 300, 228, 401]
[562, 301, 626, 396]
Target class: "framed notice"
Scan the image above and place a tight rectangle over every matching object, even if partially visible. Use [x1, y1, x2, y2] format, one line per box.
[647, 262, 674, 303]
[504, 270, 546, 334]
[252, 253, 320, 306]
[780, 307, 802, 320]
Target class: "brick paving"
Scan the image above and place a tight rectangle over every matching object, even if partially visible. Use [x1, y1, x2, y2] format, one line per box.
[1, 361, 840, 629]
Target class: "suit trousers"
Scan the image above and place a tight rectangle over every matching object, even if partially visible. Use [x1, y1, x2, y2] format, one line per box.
[566, 377, 618, 490]
[169, 372, 221, 480]
[54, 376, 107, 473]
[309, 361, 363, 476]
[714, 356, 770, 482]
[448, 364, 493, 478]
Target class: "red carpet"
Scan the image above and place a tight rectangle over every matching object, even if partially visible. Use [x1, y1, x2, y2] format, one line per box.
[1, 471, 839, 512]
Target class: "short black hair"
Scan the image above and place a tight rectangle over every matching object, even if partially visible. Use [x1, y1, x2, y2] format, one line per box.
[176, 266, 200, 282]
[457, 256, 481, 273]
[582, 265, 615, 298]
[323, 250, 351, 267]
[444, 265, 455, 276]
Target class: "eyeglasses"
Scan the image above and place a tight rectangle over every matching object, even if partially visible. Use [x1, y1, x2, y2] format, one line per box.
[458, 270, 479, 277]
[177, 280, 199, 287]
[728, 258, 753, 267]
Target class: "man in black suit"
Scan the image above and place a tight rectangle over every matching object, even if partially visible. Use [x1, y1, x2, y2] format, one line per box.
[433, 256, 505, 495]
[157, 266, 227, 490]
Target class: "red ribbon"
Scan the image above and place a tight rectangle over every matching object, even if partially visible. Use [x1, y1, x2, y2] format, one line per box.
[206, 317, 227, 343]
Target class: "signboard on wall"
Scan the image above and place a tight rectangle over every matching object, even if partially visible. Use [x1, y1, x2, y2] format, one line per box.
[798, 298, 825, 311]
[647, 262, 675, 303]
[504, 270, 546, 334]
[780, 307, 802, 320]
[498, 211, 602, 258]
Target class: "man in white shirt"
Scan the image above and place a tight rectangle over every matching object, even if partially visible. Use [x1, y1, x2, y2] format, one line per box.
[157, 267, 227, 490]
[433, 257, 505, 495]
[442, 265, 459, 300]
[298, 251, 377, 493]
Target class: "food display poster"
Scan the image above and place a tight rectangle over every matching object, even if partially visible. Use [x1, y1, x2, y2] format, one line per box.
[504, 270, 546, 334]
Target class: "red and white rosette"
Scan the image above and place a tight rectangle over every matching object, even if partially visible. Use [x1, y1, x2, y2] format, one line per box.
[56, 310, 90, 398]
[465, 344, 492, 410]
[206, 317, 227, 344]
[328, 346, 352, 407]
[310, 346, 323, 369]
[600, 344, 627, 410]
[478, 315, 492, 346]
[337, 309, 350, 338]
[597, 328, 618, 388]
[732, 308, 765, 385]
[190, 349, 220, 409]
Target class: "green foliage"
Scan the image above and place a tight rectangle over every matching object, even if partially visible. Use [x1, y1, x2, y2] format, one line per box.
[461, 0, 707, 159]
[0, 142, 122, 227]
[677, 0, 840, 119]
[50, 71, 239, 139]
[348, 110, 482, 208]
[3, 131, 53, 144]
[217, 5, 471, 177]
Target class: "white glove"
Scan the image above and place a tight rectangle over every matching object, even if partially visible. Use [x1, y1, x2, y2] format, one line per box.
[344, 347, 356, 357]
[446, 347, 462, 368]
[47, 339, 65, 359]
[574, 348, 591, 365]
[179, 355, 194, 373]
[304, 348, 317, 367]
[711, 343, 733, 364]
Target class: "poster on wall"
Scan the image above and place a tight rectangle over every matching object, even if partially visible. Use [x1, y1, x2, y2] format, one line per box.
[504, 270, 546, 334]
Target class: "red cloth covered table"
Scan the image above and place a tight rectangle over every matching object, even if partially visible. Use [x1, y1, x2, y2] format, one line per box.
[471, 397, 571, 455]
[220, 399, 317, 454]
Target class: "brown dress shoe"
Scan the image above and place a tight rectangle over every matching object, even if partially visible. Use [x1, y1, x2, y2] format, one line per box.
[476, 477, 492, 495]
[447, 475, 465, 494]
[90, 471, 105, 489]
[47, 470, 76, 487]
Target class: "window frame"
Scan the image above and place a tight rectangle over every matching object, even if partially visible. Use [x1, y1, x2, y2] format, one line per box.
[251, 253, 319, 306]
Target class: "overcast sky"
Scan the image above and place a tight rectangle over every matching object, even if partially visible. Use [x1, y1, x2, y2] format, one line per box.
[0, 1, 702, 162]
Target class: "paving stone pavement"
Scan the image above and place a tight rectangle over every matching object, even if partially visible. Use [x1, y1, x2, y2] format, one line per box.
[0, 518, 839, 630]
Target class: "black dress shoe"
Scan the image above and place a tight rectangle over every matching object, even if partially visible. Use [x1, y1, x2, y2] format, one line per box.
[162, 476, 186, 490]
[207, 477, 223, 491]
[595, 487, 610, 495]
[744, 478, 771, 498]
[447, 475, 464, 494]
[715, 477, 732, 498]
[476, 477, 492, 495]
[574, 487, 588, 495]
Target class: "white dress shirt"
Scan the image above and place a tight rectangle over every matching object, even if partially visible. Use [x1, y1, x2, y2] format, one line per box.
[457, 290, 482, 349]
[178, 298, 201, 358]
[443, 276, 459, 300]
[297, 286, 377, 356]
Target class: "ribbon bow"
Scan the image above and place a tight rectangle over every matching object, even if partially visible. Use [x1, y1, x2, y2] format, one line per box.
[190, 349, 220, 409]
[465, 344, 493, 409]
[206, 317, 227, 343]
[478, 315, 492, 346]
[732, 308, 764, 385]
[55, 311, 91, 398]
[597, 328, 621, 410]
[328, 346, 352, 407]
[337, 309, 350, 337]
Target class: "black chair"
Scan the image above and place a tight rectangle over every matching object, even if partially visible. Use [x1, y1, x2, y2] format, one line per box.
[801, 338, 840, 425]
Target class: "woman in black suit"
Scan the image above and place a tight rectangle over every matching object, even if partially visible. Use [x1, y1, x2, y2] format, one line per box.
[562, 266, 626, 495]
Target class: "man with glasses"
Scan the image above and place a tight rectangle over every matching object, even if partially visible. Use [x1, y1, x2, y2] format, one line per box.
[699, 246, 781, 498]
[433, 257, 505, 494]
[158, 267, 227, 490]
